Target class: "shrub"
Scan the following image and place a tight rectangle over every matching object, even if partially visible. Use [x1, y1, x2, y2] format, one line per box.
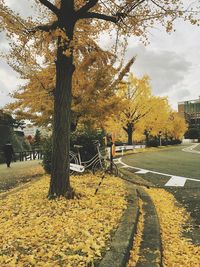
[185, 128, 199, 139]
[42, 128, 105, 173]
[42, 137, 52, 174]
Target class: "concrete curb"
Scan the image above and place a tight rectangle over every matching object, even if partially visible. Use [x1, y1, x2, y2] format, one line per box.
[98, 183, 139, 267]
[118, 168, 163, 267]
[136, 188, 163, 267]
[118, 166, 153, 188]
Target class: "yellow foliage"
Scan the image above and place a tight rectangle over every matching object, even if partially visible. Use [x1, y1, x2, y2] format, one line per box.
[0, 174, 127, 266]
[146, 188, 200, 266]
[135, 98, 188, 141]
[105, 73, 155, 143]
[127, 199, 145, 266]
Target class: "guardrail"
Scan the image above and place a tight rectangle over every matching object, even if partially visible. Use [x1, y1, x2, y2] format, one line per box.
[115, 144, 145, 152]
[106, 144, 146, 157]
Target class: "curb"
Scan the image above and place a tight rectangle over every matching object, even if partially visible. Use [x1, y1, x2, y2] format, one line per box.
[0, 175, 44, 200]
[118, 166, 153, 188]
[118, 168, 163, 267]
[136, 188, 163, 267]
[98, 183, 139, 267]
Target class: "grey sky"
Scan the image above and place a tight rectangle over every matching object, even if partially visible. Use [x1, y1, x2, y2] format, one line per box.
[0, 1, 200, 110]
[128, 19, 200, 109]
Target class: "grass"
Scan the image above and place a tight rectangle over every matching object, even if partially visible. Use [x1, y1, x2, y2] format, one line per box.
[0, 161, 44, 193]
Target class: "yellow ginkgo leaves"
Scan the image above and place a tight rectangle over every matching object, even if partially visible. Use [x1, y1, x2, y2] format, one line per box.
[0, 174, 127, 266]
[146, 188, 200, 266]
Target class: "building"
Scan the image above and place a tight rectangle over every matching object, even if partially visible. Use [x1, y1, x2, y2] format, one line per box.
[178, 97, 200, 138]
[23, 126, 51, 138]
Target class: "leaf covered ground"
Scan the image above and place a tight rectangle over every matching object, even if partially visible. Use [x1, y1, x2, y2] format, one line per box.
[147, 188, 200, 266]
[0, 174, 127, 266]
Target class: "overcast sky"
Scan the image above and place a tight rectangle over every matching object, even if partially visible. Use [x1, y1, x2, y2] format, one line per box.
[0, 1, 200, 110]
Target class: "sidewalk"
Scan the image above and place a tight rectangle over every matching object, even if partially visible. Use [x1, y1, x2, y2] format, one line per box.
[0, 160, 44, 194]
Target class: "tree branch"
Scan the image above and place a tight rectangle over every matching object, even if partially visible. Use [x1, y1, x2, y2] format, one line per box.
[150, 0, 167, 12]
[76, 0, 98, 17]
[79, 11, 118, 23]
[123, 126, 128, 133]
[26, 21, 58, 33]
[38, 0, 60, 16]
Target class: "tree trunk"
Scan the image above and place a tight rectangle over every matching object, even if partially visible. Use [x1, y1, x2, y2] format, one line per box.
[48, 3, 75, 198]
[127, 123, 133, 145]
[145, 131, 149, 147]
[48, 56, 74, 198]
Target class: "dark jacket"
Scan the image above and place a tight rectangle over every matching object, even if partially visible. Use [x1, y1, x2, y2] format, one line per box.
[3, 144, 14, 157]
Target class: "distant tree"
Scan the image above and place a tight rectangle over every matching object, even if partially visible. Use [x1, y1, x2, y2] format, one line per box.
[134, 97, 171, 144]
[33, 129, 42, 149]
[0, 110, 28, 152]
[164, 112, 188, 141]
[106, 74, 155, 145]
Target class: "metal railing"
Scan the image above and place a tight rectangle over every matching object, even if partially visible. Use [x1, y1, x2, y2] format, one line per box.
[0, 150, 43, 162]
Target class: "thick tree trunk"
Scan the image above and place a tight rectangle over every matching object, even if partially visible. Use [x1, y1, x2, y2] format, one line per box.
[48, 55, 74, 198]
[48, 1, 75, 198]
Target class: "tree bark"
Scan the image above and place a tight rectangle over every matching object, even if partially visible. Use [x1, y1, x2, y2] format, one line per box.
[144, 131, 149, 147]
[127, 123, 133, 145]
[48, 0, 75, 198]
[48, 54, 74, 198]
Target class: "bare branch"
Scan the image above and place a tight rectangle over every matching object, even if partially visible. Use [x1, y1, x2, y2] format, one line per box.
[110, 56, 136, 90]
[26, 20, 58, 34]
[150, 0, 167, 12]
[76, 0, 98, 17]
[38, 0, 60, 16]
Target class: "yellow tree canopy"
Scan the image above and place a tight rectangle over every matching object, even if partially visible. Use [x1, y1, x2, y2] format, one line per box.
[105, 73, 155, 144]
[135, 97, 171, 137]
[135, 99, 188, 141]
[5, 48, 135, 129]
[163, 111, 188, 140]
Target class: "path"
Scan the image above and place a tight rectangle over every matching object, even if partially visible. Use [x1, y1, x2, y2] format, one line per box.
[0, 160, 44, 193]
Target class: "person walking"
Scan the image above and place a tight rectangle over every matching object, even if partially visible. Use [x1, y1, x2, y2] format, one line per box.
[3, 141, 14, 167]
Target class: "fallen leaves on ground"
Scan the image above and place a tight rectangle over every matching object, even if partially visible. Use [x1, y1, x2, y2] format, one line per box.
[147, 188, 200, 267]
[127, 199, 144, 267]
[0, 174, 127, 266]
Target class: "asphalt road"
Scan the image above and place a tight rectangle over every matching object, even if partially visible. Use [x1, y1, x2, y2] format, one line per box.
[117, 144, 200, 245]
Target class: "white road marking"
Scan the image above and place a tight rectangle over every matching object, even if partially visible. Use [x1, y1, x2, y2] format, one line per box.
[117, 158, 200, 187]
[182, 144, 200, 154]
[165, 176, 187, 187]
[135, 170, 149, 174]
